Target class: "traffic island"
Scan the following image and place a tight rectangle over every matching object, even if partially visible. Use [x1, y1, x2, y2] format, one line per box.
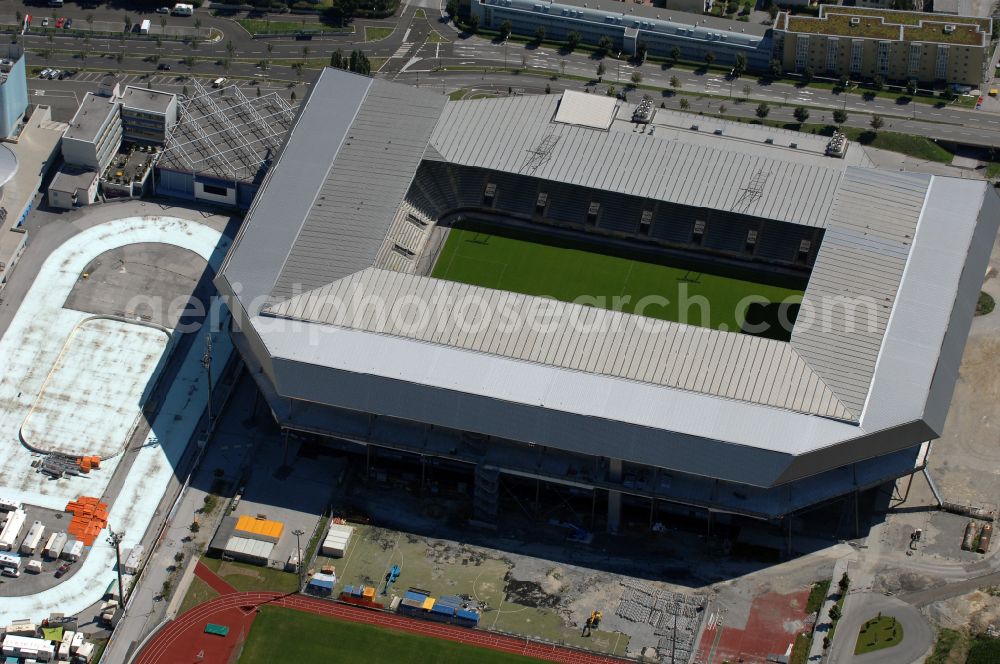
[854, 614, 904, 655]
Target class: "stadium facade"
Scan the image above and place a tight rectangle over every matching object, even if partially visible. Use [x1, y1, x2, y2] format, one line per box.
[218, 68, 999, 537]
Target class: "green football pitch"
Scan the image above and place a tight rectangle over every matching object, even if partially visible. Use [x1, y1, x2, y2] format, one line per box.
[238, 606, 546, 664]
[431, 225, 803, 333]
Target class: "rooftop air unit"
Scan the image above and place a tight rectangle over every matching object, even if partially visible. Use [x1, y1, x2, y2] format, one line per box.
[944, 24, 956, 33]
[850, 17, 860, 26]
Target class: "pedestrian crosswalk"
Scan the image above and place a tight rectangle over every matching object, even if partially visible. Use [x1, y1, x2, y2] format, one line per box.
[391, 42, 415, 59]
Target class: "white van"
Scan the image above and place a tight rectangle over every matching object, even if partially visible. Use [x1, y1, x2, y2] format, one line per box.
[212, 77, 226, 88]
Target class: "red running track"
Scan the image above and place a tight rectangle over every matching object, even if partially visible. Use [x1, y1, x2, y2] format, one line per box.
[135, 591, 631, 664]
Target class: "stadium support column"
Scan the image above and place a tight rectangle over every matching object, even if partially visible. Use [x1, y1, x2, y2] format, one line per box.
[608, 458, 623, 533]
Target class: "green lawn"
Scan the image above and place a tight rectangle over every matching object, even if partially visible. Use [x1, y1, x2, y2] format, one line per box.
[427, 29, 450, 43]
[237, 19, 349, 35]
[201, 557, 300, 594]
[854, 615, 904, 655]
[239, 606, 547, 663]
[805, 579, 831, 615]
[365, 26, 394, 41]
[177, 575, 220, 615]
[432, 224, 802, 333]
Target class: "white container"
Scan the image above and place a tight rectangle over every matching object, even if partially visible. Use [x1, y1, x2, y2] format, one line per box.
[44, 532, 67, 559]
[0, 509, 26, 551]
[123, 545, 144, 575]
[20, 521, 44, 555]
[61, 540, 83, 562]
[26, 560, 42, 574]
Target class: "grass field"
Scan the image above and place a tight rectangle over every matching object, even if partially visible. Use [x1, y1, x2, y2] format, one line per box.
[967, 635, 1000, 664]
[431, 225, 802, 333]
[365, 26, 395, 41]
[201, 557, 300, 594]
[854, 615, 903, 655]
[178, 575, 220, 615]
[237, 19, 349, 35]
[239, 606, 547, 663]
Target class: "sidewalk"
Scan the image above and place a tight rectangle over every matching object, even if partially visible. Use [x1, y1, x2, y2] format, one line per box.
[807, 557, 850, 663]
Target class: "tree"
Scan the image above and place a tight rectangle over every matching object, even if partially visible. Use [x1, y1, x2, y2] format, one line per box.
[822, 636, 831, 650]
[598, 35, 613, 53]
[631, 70, 642, 86]
[718, 103, 727, 114]
[839, 572, 851, 592]
[226, 40, 236, 58]
[190, 39, 199, 52]
[349, 49, 371, 75]
[733, 53, 747, 77]
[156, 37, 163, 50]
[679, 97, 690, 110]
[566, 30, 581, 51]
[768, 4, 779, 20]
[291, 91, 297, 102]
[302, 46, 310, 58]
[545, 83, 551, 93]
[768, 58, 782, 80]
[258, 58, 269, 71]
[906, 79, 918, 96]
[446, 0, 459, 19]
[79, 50, 88, 64]
[635, 42, 647, 64]
[873, 74, 885, 91]
[331, 49, 345, 68]
[161, 16, 168, 30]
[801, 66, 814, 84]
[596, 61, 606, 80]
[793, 106, 809, 123]
[756, 102, 770, 118]
[149, 53, 159, 65]
[86, 14, 94, 30]
[838, 74, 849, 90]
[124, 14, 132, 33]
[499, 19, 512, 41]
[833, 108, 848, 125]
[670, 46, 681, 63]
[870, 113, 884, 133]
[829, 605, 842, 622]
[292, 62, 304, 80]
[266, 42, 274, 55]
[534, 26, 546, 43]
[742, 83, 752, 100]
[670, 75, 681, 90]
[184, 55, 195, 71]
[466, 14, 479, 34]
[194, 17, 202, 30]
[116, 50, 124, 66]
[703, 51, 715, 69]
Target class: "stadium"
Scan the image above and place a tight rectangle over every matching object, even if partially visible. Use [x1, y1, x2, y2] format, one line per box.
[218, 68, 999, 544]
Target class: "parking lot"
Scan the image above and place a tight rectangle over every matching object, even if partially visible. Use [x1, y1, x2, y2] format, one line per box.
[0, 503, 84, 596]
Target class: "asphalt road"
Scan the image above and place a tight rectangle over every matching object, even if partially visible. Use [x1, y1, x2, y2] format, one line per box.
[6, 0, 1000, 147]
[828, 593, 934, 664]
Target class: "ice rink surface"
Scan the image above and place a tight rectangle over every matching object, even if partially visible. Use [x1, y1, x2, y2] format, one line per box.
[0, 215, 231, 623]
[20, 317, 171, 459]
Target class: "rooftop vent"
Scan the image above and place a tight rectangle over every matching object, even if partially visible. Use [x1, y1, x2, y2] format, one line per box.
[944, 24, 956, 33]
[850, 17, 860, 26]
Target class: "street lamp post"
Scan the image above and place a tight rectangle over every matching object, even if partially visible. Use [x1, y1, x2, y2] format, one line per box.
[201, 334, 213, 432]
[107, 529, 126, 605]
[292, 528, 306, 589]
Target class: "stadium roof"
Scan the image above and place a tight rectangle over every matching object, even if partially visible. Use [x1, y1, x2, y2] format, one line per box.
[219, 69, 998, 487]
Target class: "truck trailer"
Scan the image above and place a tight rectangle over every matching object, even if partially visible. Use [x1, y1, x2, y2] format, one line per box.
[20, 521, 44, 555]
[0, 509, 26, 551]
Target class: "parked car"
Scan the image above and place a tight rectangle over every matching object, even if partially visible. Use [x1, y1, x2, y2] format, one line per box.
[64, 17, 72, 28]
[38, 68, 51, 78]
[47, 70, 60, 79]
[54, 562, 71, 578]
[54, 17, 64, 28]
[41, 17, 49, 26]
[157, 63, 171, 71]
[155, 6, 170, 13]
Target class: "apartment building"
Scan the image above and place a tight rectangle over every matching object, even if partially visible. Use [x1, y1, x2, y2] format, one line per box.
[774, 6, 992, 85]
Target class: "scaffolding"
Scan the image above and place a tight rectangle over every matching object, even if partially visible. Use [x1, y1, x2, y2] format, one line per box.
[158, 83, 297, 184]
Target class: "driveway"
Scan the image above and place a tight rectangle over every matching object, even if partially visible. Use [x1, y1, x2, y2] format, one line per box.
[828, 593, 934, 664]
